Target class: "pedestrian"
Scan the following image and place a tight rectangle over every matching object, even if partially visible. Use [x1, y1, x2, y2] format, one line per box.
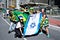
[13, 8, 29, 38]
[40, 8, 50, 38]
[8, 10, 18, 33]
[8, 5, 19, 33]
[6, 8, 9, 17]
[14, 10, 23, 38]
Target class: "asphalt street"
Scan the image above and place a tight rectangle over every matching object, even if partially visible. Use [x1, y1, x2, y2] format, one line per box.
[0, 13, 60, 40]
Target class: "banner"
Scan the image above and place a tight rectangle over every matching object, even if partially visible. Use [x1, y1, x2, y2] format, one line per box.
[24, 12, 42, 35]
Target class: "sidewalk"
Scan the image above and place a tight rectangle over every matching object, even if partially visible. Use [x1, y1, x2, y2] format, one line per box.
[48, 15, 60, 27]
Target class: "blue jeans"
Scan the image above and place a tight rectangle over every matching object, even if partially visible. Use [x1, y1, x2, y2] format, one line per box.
[9, 22, 16, 31]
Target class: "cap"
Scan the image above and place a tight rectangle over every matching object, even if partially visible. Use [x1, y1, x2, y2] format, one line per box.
[20, 8, 24, 11]
[30, 7, 34, 10]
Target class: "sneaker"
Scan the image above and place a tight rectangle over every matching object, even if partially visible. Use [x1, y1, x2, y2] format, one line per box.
[39, 32, 43, 34]
[8, 31, 11, 34]
[47, 34, 50, 38]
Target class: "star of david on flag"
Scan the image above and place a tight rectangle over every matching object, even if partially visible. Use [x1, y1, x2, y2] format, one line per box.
[30, 23, 36, 28]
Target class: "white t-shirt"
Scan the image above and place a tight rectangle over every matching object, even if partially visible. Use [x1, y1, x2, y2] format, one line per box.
[6, 10, 9, 14]
[16, 22, 22, 28]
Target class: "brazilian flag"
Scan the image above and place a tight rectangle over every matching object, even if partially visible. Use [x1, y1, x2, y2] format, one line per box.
[13, 10, 29, 25]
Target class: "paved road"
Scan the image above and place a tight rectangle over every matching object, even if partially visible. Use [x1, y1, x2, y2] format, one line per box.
[0, 14, 60, 40]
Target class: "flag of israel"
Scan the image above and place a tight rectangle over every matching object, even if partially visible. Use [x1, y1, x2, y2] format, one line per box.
[24, 12, 42, 35]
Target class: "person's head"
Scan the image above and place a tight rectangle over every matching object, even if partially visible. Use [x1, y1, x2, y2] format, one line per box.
[42, 8, 44, 12]
[20, 8, 24, 12]
[41, 8, 47, 15]
[9, 10, 13, 17]
[19, 16, 23, 22]
[41, 8, 46, 13]
[29, 7, 34, 14]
